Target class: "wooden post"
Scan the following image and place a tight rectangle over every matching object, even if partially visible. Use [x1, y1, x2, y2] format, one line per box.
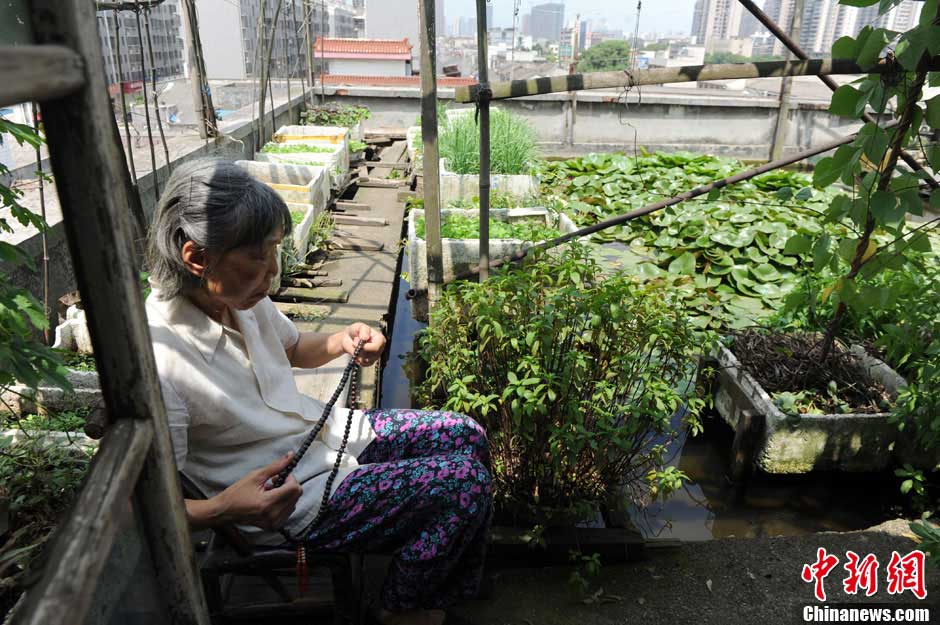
[303, 0, 314, 105]
[475, 0, 490, 281]
[417, 0, 443, 289]
[111, 11, 137, 179]
[24, 0, 211, 622]
[180, 0, 215, 139]
[769, 0, 803, 161]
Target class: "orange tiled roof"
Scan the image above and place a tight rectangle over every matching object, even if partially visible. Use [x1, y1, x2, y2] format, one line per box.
[322, 74, 479, 87]
[315, 37, 413, 60]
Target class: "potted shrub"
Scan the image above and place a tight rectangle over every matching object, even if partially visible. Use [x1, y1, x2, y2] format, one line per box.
[438, 108, 541, 202]
[705, 4, 940, 476]
[300, 104, 370, 141]
[416, 244, 714, 528]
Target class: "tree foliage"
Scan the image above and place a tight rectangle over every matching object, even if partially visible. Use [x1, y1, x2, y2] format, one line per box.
[576, 40, 632, 73]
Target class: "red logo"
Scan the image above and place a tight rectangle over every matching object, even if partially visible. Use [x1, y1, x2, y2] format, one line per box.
[802, 549, 927, 602]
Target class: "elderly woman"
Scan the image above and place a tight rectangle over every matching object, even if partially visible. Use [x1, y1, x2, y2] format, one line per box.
[145, 158, 492, 625]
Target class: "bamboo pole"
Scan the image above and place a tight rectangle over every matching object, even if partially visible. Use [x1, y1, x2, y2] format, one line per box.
[144, 7, 172, 174]
[769, 0, 803, 161]
[180, 0, 214, 139]
[454, 57, 940, 103]
[405, 121, 899, 299]
[475, 0, 490, 281]
[738, 0, 939, 190]
[303, 0, 314, 105]
[112, 11, 137, 179]
[417, 0, 443, 287]
[134, 5, 160, 202]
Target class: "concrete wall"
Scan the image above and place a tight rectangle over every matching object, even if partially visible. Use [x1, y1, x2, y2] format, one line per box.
[329, 58, 408, 76]
[197, 0, 247, 79]
[316, 84, 862, 160]
[2, 92, 307, 330]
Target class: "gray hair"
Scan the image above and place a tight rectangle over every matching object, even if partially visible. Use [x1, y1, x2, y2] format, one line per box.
[147, 158, 292, 300]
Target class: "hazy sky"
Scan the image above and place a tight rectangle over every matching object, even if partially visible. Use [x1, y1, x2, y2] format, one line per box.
[445, 0, 699, 34]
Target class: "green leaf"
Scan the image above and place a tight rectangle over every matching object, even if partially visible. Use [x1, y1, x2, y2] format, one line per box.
[832, 35, 860, 59]
[927, 145, 940, 172]
[784, 234, 812, 255]
[926, 95, 940, 129]
[813, 233, 832, 269]
[813, 157, 842, 188]
[668, 252, 697, 276]
[870, 190, 898, 225]
[829, 85, 866, 117]
[839, 0, 879, 6]
[857, 28, 889, 67]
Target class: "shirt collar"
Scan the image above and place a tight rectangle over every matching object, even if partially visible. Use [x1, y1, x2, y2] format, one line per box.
[147, 289, 224, 363]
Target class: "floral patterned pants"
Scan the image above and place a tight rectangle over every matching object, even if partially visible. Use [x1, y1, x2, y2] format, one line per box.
[304, 409, 493, 611]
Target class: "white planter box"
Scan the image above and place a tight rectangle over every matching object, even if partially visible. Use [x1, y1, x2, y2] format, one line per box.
[236, 160, 330, 209]
[439, 158, 539, 203]
[285, 201, 323, 256]
[709, 343, 908, 474]
[407, 208, 577, 291]
[255, 141, 349, 192]
[274, 124, 348, 151]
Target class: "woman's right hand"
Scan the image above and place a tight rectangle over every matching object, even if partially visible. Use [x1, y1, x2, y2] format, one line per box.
[213, 453, 303, 530]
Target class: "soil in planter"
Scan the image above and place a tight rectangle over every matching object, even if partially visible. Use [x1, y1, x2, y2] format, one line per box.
[728, 329, 893, 415]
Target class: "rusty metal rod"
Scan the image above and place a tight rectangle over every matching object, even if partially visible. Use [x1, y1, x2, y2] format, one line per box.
[405, 121, 899, 300]
[738, 0, 939, 189]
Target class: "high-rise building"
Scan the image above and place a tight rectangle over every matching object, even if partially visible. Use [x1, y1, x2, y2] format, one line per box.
[530, 2, 564, 41]
[457, 16, 477, 38]
[690, 0, 744, 44]
[762, 0, 919, 56]
[521, 12, 531, 36]
[97, 0, 186, 86]
[196, 0, 310, 80]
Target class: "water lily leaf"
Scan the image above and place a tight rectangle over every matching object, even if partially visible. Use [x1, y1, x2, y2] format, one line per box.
[711, 228, 755, 247]
[668, 252, 697, 276]
[751, 264, 782, 283]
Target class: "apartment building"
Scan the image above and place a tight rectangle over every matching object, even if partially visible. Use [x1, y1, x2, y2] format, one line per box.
[96, 1, 185, 86]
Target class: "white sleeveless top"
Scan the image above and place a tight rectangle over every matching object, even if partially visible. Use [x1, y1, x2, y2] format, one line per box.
[146, 291, 376, 544]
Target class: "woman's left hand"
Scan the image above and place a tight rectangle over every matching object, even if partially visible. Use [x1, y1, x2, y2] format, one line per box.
[342, 322, 386, 367]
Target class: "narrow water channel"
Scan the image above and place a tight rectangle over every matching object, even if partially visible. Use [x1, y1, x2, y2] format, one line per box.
[379, 255, 899, 542]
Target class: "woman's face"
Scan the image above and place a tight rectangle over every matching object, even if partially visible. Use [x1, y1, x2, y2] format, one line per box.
[198, 228, 283, 310]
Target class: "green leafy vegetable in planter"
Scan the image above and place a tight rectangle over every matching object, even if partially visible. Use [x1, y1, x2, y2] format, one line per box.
[440, 108, 538, 175]
[417, 244, 714, 516]
[261, 142, 336, 154]
[290, 210, 305, 226]
[300, 104, 370, 128]
[413, 213, 561, 242]
[538, 151, 846, 328]
[349, 140, 367, 153]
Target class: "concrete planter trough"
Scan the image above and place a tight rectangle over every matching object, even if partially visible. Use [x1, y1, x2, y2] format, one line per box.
[235, 160, 330, 209]
[439, 159, 539, 203]
[708, 342, 908, 475]
[407, 207, 577, 291]
[255, 141, 350, 192]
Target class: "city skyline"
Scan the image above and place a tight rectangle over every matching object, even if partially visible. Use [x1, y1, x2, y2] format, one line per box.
[445, 0, 697, 34]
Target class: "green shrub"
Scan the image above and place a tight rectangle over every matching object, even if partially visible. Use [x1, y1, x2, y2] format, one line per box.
[416, 244, 713, 517]
[439, 109, 538, 175]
